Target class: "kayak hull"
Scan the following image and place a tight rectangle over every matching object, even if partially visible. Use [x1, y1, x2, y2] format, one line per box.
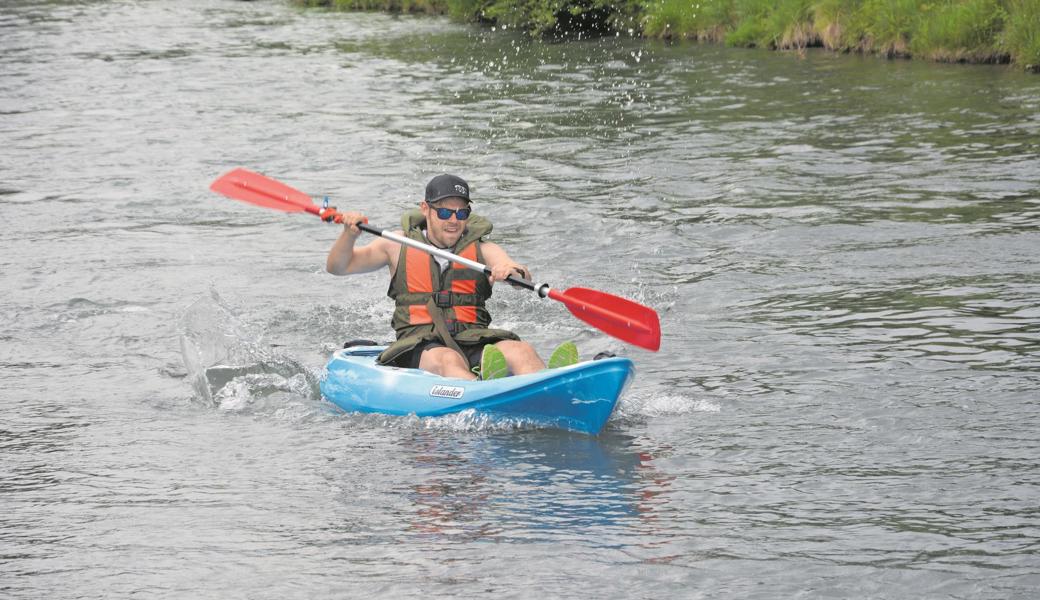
[320, 347, 634, 434]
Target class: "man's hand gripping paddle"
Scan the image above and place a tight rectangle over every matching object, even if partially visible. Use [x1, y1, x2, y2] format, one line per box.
[210, 168, 661, 352]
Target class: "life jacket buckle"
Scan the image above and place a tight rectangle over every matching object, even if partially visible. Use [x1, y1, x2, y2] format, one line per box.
[433, 291, 453, 308]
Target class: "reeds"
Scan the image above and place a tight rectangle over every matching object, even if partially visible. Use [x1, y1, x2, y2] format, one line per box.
[297, 0, 1040, 70]
[641, 0, 1040, 68]
[1004, 0, 1040, 70]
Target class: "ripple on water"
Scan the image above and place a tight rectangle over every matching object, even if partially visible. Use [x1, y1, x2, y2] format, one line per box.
[3, 1, 1040, 597]
[737, 277, 1040, 372]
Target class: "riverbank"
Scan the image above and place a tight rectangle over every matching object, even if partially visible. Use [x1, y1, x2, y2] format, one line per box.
[297, 0, 1040, 71]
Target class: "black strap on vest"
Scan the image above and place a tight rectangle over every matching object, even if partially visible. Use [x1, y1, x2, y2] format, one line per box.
[425, 297, 469, 363]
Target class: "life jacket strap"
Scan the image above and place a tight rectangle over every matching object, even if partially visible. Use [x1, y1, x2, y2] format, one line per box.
[425, 297, 468, 363]
[433, 290, 453, 308]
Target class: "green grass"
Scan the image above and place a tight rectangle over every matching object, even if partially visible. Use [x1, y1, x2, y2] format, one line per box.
[813, 0, 863, 49]
[767, 0, 818, 50]
[845, 0, 921, 57]
[1005, 0, 1040, 70]
[724, 0, 774, 47]
[297, 0, 1040, 70]
[911, 0, 1007, 62]
[641, 0, 736, 42]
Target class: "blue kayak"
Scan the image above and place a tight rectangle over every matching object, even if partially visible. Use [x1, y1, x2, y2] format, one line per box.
[320, 346, 634, 434]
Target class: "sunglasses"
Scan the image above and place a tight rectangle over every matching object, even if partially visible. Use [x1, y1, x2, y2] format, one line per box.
[430, 206, 471, 220]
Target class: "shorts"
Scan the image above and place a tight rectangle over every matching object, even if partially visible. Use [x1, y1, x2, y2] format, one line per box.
[409, 340, 487, 370]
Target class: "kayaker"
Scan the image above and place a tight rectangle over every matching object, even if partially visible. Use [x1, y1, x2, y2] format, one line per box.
[326, 174, 562, 381]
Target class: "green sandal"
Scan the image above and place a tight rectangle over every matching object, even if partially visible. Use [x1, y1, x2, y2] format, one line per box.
[547, 341, 579, 369]
[479, 344, 509, 380]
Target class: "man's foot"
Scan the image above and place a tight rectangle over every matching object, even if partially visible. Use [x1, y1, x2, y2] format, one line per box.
[547, 341, 579, 369]
[480, 344, 509, 380]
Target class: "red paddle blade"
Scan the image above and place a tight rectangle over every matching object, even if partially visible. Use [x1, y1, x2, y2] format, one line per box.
[547, 287, 661, 352]
[210, 168, 315, 213]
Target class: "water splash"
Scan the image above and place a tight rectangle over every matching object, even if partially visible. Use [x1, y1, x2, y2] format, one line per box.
[332, 409, 577, 435]
[179, 290, 320, 414]
[616, 388, 720, 420]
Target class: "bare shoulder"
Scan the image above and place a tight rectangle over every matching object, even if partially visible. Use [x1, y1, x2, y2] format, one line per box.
[378, 230, 404, 269]
[480, 240, 509, 260]
[370, 232, 401, 249]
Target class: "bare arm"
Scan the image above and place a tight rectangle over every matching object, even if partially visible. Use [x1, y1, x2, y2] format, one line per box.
[481, 241, 531, 284]
[326, 211, 398, 275]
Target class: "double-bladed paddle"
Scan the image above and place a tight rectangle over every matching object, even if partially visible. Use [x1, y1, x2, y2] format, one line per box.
[210, 168, 661, 352]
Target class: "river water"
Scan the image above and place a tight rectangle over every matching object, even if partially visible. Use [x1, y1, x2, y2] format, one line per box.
[3, 0, 1040, 598]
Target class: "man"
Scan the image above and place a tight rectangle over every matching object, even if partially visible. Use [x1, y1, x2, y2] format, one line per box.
[325, 174, 549, 380]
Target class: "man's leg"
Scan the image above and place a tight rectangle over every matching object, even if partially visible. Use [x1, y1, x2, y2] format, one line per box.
[418, 346, 477, 380]
[495, 340, 545, 376]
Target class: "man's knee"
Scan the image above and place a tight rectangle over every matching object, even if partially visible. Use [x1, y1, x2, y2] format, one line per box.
[496, 340, 535, 356]
[495, 340, 545, 372]
[421, 347, 469, 374]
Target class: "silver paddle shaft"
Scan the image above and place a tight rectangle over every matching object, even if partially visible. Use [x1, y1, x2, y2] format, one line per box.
[357, 222, 541, 294]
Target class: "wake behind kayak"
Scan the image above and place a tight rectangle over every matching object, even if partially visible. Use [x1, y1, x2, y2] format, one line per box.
[320, 346, 634, 434]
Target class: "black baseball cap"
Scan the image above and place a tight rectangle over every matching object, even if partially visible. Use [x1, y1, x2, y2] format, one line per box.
[425, 174, 471, 204]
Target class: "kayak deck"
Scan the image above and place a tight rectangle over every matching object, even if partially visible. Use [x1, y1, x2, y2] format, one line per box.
[320, 346, 634, 434]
